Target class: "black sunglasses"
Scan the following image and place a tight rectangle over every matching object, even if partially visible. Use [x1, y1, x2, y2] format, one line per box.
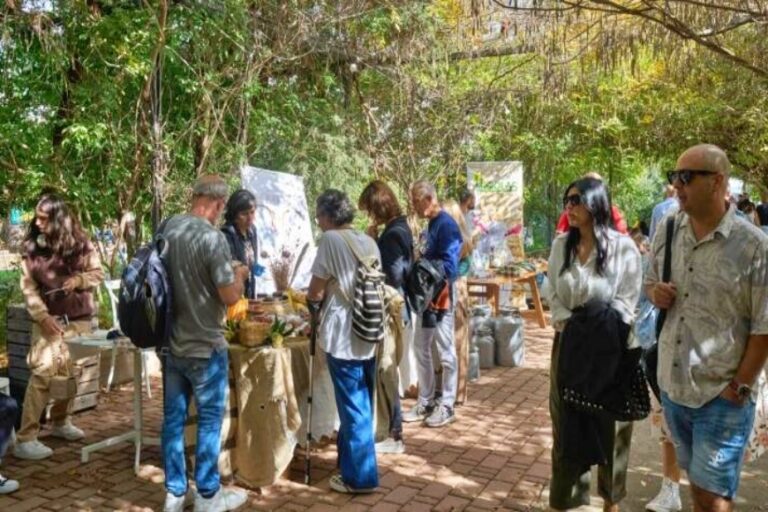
[666, 169, 718, 185]
[563, 194, 583, 208]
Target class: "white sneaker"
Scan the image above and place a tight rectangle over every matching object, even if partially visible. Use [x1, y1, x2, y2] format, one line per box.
[51, 422, 85, 441]
[0, 474, 20, 494]
[193, 487, 248, 512]
[424, 404, 456, 428]
[375, 437, 405, 454]
[13, 440, 53, 460]
[646, 478, 682, 512]
[164, 487, 196, 512]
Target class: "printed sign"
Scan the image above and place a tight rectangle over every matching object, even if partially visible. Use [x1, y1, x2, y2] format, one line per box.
[240, 167, 316, 294]
[466, 161, 525, 259]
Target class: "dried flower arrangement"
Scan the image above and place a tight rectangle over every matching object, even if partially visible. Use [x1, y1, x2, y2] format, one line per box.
[262, 247, 295, 293]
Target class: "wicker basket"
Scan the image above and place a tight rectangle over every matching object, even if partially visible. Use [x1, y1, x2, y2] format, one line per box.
[238, 321, 271, 348]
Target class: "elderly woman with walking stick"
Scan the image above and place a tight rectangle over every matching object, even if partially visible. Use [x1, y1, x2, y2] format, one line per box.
[306, 189, 381, 494]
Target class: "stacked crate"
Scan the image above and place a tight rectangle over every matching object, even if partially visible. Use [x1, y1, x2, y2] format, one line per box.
[6, 305, 100, 426]
[0, 249, 21, 271]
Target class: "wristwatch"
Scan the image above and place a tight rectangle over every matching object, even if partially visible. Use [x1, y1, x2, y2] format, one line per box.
[728, 379, 752, 401]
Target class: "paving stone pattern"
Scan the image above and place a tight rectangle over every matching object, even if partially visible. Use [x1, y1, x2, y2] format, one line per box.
[0, 313, 555, 512]
[5, 311, 765, 511]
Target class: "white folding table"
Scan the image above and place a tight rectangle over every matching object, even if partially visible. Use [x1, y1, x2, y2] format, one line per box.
[67, 334, 160, 474]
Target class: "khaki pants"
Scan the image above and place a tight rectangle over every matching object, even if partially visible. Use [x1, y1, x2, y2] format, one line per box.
[17, 319, 92, 443]
[549, 332, 634, 509]
[453, 278, 469, 406]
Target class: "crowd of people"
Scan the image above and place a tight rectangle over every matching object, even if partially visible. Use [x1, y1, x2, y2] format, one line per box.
[546, 144, 768, 512]
[1, 144, 767, 512]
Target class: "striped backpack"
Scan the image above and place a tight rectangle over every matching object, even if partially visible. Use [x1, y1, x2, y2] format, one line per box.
[338, 230, 387, 344]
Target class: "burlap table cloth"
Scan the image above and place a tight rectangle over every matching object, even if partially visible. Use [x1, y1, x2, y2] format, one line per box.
[184, 342, 304, 488]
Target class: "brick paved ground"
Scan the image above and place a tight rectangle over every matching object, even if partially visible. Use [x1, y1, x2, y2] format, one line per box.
[2, 312, 767, 511]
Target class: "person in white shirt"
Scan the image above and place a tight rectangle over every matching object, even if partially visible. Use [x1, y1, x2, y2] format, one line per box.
[546, 177, 642, 512]
[308, 189, 381, 494]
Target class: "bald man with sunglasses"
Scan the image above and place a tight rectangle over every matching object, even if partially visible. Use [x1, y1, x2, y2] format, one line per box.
[645, 144, 768, 512]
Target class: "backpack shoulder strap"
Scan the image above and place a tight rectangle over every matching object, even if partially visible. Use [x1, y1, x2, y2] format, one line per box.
[337, 230, 376, 270]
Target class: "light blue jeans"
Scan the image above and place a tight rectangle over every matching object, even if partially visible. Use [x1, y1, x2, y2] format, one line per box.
[662, 391, 755, 499]
[161, 347, 228, 498]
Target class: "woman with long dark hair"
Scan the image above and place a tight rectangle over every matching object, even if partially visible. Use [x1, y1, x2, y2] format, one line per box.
[221, 189, 259, 298]
[546, 178, 642, 512]
[14, 194, 104, 461]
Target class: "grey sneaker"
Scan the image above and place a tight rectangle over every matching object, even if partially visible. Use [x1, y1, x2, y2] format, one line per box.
[402, 403, 434, 423]
[425, 405, 455, 428]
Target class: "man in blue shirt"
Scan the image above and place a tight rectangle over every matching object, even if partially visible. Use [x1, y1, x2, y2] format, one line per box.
[757, 190, 768, 227]
[404, 180, 463, 427]
[649, 185, 679, 240]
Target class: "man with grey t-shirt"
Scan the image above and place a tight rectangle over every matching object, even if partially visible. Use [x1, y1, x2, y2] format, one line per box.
[161, 175, 250, 512]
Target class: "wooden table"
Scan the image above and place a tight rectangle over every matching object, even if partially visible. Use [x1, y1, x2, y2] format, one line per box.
[467, 268, 547, 328]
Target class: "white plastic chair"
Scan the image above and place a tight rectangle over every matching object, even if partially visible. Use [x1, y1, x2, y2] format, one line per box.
[104, 280, 152, 398]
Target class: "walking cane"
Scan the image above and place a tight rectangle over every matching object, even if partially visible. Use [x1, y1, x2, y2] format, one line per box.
[305, 299, 322, 485]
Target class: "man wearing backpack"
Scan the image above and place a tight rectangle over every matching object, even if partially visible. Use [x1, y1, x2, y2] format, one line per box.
[160, 175, 250, 512]
[404, 180, 463, 427]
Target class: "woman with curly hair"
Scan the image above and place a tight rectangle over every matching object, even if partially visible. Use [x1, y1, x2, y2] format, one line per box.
[308, 189, 381, 494]
[13, 194, 104, 461]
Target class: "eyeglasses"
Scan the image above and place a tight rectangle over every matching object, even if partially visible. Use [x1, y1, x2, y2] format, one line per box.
[563, 194, 583, 208]
[666, 169, 718, 185]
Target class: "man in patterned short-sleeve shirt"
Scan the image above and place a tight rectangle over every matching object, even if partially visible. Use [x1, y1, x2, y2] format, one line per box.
[646, 144, 768, 511]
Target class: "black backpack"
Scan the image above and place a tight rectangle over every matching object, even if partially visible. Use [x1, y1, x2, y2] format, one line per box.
[118, 221, 173, 349]
[405, 259, 446, 315]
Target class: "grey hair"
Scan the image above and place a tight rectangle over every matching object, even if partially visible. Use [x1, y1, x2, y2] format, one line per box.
[192, 175, 229, 199]
[410, 180, 436, 200]
[316, 189, 355, 227]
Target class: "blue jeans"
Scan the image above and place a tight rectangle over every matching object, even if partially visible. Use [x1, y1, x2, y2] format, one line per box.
[326, 353, 378, 489]
[662, 392, 755, 499]
[161, 347, 228, 498]
[0, 393, 18, 457]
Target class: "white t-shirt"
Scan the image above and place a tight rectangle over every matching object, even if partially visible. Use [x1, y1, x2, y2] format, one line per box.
[311, 229, 380, 360]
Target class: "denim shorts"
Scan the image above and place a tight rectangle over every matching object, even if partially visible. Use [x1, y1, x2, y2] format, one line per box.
[661, 392, 755, 499]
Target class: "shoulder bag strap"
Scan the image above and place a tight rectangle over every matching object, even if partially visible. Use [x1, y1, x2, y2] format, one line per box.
[655, 215, 676, 338]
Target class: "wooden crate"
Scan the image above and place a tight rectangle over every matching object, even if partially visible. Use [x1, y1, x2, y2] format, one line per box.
[5, 304, 100, 424]
[0, 249, 21, 271]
